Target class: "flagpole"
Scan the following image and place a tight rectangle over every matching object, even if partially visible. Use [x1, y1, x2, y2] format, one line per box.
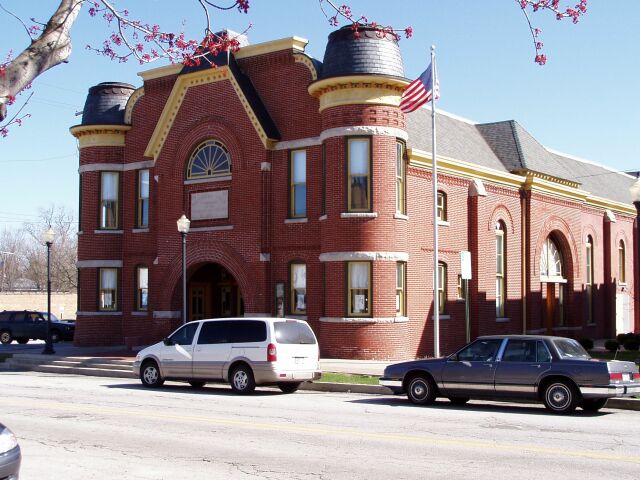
[431, 45, 440, 358]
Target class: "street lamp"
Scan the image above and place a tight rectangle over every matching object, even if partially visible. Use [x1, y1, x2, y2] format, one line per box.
[176, 214, 190, 325]
[42, 227, 55, 355]
[630, 178, 640, 332]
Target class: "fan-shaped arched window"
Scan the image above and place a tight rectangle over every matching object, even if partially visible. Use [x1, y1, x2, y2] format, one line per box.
[540, 237, 563, 280]
[186, 140, 231, 180]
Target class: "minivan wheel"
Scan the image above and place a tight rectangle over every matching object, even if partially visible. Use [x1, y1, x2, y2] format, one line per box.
[278, 382, 302, 394]
[189, 381, 206, 389]
[140, 360, 164, 388]
[543, 381, 579, 414]
[0, 330, 13, 345]
[407, 375, 437, 405]
[230, 365, 256, 394]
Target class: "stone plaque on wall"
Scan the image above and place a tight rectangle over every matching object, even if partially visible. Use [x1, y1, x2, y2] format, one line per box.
[191, 190, 228, 220]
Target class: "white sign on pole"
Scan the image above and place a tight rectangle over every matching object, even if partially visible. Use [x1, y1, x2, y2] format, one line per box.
[460, 251, 472, 280]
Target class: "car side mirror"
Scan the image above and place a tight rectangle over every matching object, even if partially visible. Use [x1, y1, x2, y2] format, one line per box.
[163, 338, 173, 346]
[448, 353, 458, 361]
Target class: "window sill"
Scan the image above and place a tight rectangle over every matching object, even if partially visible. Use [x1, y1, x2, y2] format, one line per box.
[340, 212, 378, 219]
[431, 315, 450, 320]
[320, 316, 408, 324]
[496, 317, 510, 323]
[94, 229, 123, 234]
[586, 323, 597, 327]
[437, 220, 450, 227]
[285, 217, 308, 224]
[319, 214, 327, 221]
[77, 311, 122, 316]
[131, 311, 149, 316]
[286, 315, 308, 321]
[132, 228, 149, 233]
[394, 213, 409, 220]
[77, 231, 83, 236]
[189, 225, 233, 232]
[184, 176, 231, 185]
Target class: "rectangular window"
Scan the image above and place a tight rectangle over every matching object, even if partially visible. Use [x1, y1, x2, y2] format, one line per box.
[78, 174, 83, 232]
[457, 274, 466, 300]
[100, 172, 119, 229]
[99, 268, 118, 311]
[496, 229, 505, 317]
[396, 262, 406, 316]
[321, 143, 326, 216]
[586, 242, 593, 324]
[290, 150, 307, 218]
[136, 266, 149, 311]
[348, 261, 371, 316]
[619, 242, 626, 283]
[137, 169, 150, 228]
[436, 192, 446, 221]
[396, 141, 405, 214]
[290, 263, 307, 314]
[347, 138, 371, 212]
[437, 263, 446, 314]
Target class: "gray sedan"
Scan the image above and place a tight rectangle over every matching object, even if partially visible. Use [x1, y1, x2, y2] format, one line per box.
[0, 422, 20, 479]
[380, 335, 640, 414]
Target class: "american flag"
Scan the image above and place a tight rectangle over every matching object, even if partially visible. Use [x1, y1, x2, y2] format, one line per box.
[399, 61, 440, 113]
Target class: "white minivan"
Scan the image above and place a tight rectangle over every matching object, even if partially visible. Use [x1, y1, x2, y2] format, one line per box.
[133, 317, 321, 394]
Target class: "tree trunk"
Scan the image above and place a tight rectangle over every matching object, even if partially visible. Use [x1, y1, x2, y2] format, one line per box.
[0, 0, 83, 121]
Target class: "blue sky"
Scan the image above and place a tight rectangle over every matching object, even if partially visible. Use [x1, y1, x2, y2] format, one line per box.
[1, 0, 639, 231]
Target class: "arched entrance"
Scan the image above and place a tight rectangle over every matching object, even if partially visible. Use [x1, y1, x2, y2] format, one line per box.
[188, 263, 244, 320]
[539, 236, 567, 334]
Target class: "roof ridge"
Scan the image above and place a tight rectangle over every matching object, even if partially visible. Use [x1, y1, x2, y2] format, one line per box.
[508, 120, 527, 169]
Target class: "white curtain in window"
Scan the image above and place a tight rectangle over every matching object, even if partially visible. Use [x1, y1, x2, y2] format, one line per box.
[350, 263, 369, 289]
[138, 267, 148, 289]
[139, 170, 149, 198]
[292, 264, 306, 289]
[292, 151, 306, 183]
[102, 172, 118, 201]
[349, 139, 368, 175]
[101, 269, 117, 289]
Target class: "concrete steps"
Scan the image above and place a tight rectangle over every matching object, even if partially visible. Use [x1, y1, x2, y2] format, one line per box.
[2, 354, 135, 379]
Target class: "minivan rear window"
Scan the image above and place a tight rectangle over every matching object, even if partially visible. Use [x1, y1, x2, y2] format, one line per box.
[274, 321, 316, 345]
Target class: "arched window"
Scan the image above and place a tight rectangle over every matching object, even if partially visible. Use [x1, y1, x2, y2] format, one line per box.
[496, 222, 506, 317]
[618, 240, 626, 283]
[186, 140, 231, 180]
[540, 237, 563, 280]
[586, 236, 594, 324]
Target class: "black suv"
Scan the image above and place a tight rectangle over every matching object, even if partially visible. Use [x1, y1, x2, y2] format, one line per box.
[0, 310, 75, 345]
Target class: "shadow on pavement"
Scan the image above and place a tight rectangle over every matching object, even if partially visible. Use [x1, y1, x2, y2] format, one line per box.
[103, 382, 285, 397]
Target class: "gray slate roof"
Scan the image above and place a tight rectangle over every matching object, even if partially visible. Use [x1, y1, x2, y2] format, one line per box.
[406, 108, 635, 205]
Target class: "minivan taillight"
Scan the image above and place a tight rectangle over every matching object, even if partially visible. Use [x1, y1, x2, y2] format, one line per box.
[267, 343, 277, 362]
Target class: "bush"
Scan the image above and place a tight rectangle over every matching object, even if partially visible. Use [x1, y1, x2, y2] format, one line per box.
[604, 339, 620, 353]
[617, 332, 634, 344]
[578, 338, 594, 351]
[623, 337, 640, 352]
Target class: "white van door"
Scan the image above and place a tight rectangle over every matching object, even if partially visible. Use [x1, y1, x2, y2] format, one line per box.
[192, 321, 233, 380]
[160, 322, 199, 378]
[272, 320, 319, 373]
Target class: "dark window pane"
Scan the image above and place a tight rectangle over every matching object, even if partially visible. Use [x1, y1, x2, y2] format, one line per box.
[0, 312, 12, 322]
[274, 321, 317, 345]
[229, 320, 267, 343]
[457, 339, 502, 362]
[502, 340, 536, 362]
[350, 177, 369, 210]
[537, 341, 552, 362]
[169, 323, 198, 346]
[197, 321, 231, 344]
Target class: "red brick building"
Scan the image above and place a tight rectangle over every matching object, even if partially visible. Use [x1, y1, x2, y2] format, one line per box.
[70, 27, 639, 359]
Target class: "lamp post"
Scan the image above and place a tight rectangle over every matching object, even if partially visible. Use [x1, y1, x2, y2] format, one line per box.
[177, 214, 191, 325]
[629, 178, 640, 332]
[42, 227, 55, 355]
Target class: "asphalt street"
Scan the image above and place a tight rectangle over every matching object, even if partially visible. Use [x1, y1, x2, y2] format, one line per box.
[1, 371, 639, 479]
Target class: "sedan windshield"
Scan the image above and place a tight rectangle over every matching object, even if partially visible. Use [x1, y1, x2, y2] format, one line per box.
[552, 338, 591, 360]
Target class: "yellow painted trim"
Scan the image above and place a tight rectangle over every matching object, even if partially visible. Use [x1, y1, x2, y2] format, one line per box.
[293, 53, 318, 81]
[408, 148, 525, 189]
[408, 148, 635, 215]
[69, 125, 131, 148]
[124, 87, 145, 124]
[234, 36, 308, 59]
[137, 64, 183, 81]
[144, 66, 277, 159]
[308, 75, 409, 112]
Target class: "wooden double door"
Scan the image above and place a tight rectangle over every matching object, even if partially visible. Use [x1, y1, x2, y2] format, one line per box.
[188, 264, 244, 321]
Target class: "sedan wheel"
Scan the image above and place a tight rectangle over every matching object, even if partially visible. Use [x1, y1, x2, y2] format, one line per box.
[543, 381, 578, 414]
[230, 365, 256, 394]
[407, 375, 437, 405]
[0, 330, 13, 345]
[140, 360, 164, 388]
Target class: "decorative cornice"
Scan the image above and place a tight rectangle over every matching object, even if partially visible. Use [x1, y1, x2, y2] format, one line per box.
[124, 87, 145, 124]
[234, 36, 308, 59]
[137, 64, 183, 81]
[76, 260, 123, 268]
[78, 160, 154, 173]
[273, 137, 322, 150]
[308, 75, 409, 112]
[514, 169, 580, 189]
[69, 125, 131, 148]
[293, 53, 318, 81]
[319, 251, 409, 262]
[321, 125, 408, 142]
[144, 66, 278, 159]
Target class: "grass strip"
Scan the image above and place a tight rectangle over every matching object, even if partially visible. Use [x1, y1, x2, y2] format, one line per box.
[318, 372, 380, 385]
